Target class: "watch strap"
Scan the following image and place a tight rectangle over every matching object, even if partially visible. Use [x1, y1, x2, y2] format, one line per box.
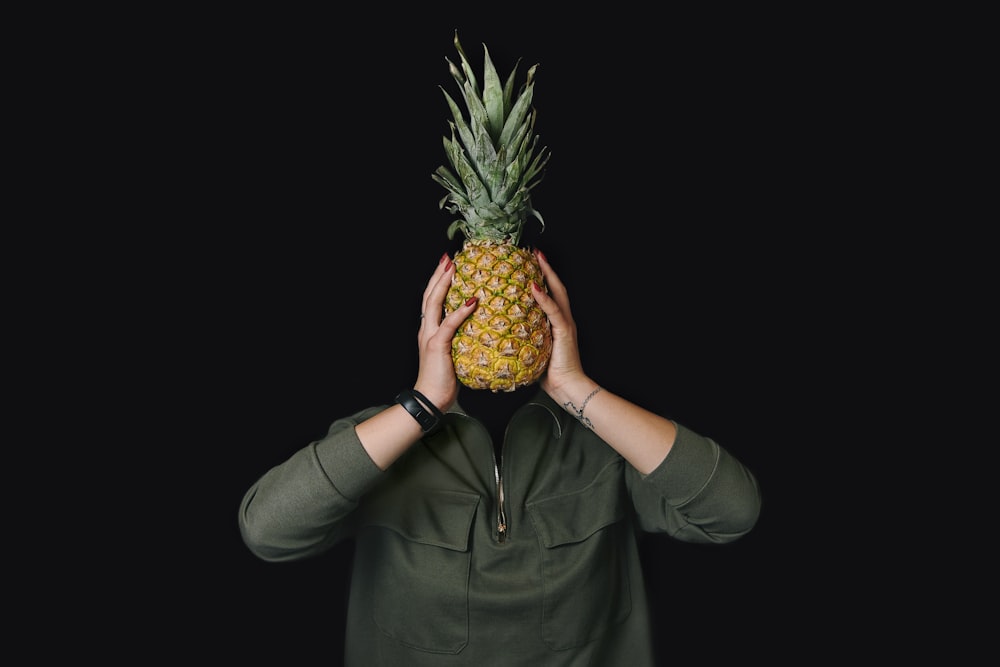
[395, 389, 445, 433]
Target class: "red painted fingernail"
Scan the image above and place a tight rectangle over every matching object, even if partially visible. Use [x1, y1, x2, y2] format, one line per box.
[534, 248, 546, 262]
[465, 296, 477, 307]
[439, 252, 449, 264]
[532, 282, 541, 292]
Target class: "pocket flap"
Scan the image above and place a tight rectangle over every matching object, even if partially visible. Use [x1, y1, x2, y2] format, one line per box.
[364, 489, 480, 552]
[527, 464, 626, 548]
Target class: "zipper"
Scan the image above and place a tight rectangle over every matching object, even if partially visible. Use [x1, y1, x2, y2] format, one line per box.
[495, 454, 507, 543]
[462, 410, 513, 544]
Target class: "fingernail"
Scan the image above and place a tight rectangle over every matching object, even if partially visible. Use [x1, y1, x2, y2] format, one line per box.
[445, 258, 453, 271]
[440, 252, 449, 264]
[534, 248, 546, 262]
[531, 282, 540, 292]
[465, 296, 477, 307]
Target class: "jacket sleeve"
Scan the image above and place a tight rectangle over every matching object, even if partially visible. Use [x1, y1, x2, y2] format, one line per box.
[627, 422, 762, 544]
[238, 406, 388, 562]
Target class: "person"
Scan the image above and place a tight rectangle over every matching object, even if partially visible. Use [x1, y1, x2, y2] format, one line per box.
[238, 248, 762, 666]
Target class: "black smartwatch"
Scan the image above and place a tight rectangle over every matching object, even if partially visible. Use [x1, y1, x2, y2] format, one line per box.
[395, 389, 446, 433]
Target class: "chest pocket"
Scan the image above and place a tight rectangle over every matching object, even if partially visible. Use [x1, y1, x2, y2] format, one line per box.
[526, 463, 632, 650]
[361, 489, 480, 654]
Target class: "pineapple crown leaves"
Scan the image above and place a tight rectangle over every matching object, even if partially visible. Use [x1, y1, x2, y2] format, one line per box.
[431, 32, 550, 245]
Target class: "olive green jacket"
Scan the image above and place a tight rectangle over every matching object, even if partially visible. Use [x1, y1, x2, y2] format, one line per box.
[239, 390, 761, 666]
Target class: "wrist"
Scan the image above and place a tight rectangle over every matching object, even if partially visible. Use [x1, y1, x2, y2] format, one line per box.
[546, 376, 598, 408]
[560, 383, 604, 431]
[396, 389, 446, 433]
[412, 385, 454, 413]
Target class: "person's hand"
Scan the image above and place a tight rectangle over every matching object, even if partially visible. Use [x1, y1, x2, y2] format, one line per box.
[413, 253, 478, 412]
[532, 249, 589, 397]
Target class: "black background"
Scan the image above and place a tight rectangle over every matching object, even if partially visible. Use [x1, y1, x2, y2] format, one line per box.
[78, 7, 883, 664]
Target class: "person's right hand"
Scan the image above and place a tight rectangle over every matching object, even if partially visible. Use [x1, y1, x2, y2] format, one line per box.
[413, 253, 478, 413]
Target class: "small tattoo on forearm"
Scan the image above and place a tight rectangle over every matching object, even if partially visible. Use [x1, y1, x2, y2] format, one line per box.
[564, 387, 603, 430]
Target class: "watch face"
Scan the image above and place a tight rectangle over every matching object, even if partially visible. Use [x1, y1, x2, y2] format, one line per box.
[398, 391, 439, 432]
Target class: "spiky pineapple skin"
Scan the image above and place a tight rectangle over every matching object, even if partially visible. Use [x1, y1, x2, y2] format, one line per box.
[445, 240, 552, 392]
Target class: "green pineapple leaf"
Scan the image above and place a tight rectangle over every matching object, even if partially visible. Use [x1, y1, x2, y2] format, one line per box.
[435, 31, 549, 244]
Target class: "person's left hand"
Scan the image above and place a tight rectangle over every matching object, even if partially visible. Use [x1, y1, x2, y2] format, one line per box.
[532, 249, 589, 397]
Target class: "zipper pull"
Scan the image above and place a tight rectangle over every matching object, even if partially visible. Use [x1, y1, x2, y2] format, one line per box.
[498, 522, 507, 543]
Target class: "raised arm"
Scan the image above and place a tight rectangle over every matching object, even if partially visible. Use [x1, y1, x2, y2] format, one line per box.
[533, 249, 676, 475]
[354, 253, 477, 469]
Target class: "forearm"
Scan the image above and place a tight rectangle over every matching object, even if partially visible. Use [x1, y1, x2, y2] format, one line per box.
[354, 402, 427, 470]
[239, 436, 372, 561]
[550, 380, 761, 539]
[239, 406, 391, 561]
[548, 379, 676, 475]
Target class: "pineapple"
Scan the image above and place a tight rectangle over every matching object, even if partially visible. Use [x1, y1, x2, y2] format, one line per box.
[433, 32, 552, 393]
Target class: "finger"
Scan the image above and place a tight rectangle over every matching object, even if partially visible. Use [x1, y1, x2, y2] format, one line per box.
[534, 249, 571, 316]
[531, 279, 562, 324]
[534, 247, 559, 285]
[436, 295, 478, 339]
[421, 253, 453, 325]
[423, 257, 455, 326]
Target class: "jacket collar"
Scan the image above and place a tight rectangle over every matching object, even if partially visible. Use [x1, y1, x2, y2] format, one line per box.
[448, 387, 567, 439]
